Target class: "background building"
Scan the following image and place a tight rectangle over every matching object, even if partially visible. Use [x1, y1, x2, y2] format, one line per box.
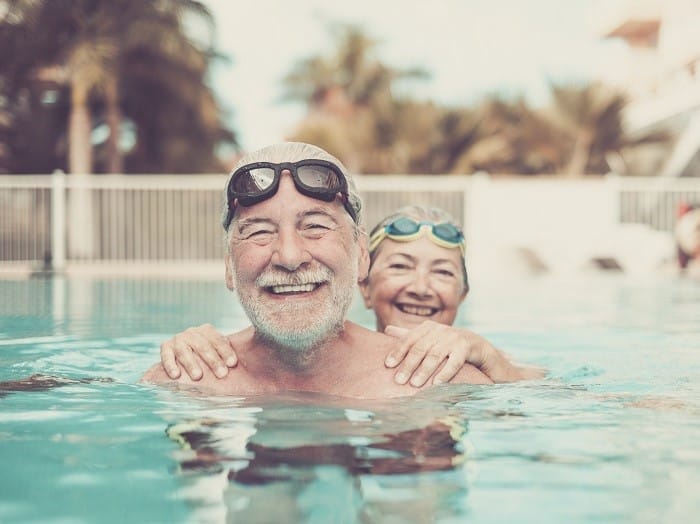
[598, 0, 700, 177]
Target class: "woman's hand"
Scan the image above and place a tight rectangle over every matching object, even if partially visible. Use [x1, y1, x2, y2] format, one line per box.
[160, 324, 237, 380]
[383, 320, 544, 386]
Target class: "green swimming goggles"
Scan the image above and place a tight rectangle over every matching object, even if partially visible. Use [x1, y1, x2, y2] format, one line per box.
[369, 217, 466, 255]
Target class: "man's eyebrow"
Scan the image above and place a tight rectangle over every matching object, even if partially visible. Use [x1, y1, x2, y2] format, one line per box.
[298, 209, 340, 223]
[235, 217, 274, 234]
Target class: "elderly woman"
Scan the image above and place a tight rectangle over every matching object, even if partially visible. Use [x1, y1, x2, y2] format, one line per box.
[160, 205, 542, 385]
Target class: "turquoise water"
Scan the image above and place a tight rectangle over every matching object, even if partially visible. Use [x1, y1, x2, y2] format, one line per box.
[1, 275, 699, 523]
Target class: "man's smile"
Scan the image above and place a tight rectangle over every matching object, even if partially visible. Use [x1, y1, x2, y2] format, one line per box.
[256, 265, 333, 297]
[267, 283, 321, 294]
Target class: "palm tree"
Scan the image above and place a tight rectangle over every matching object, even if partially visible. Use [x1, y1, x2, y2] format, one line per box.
[548, 82, 629, 175]
[282, 23, 427, 109]
[548, 82, 672, 175]
[0, 0, 232, 174]
[282, 23, 428, 173]
[1, 0, 234, 260]
[463, 97, 569, 175]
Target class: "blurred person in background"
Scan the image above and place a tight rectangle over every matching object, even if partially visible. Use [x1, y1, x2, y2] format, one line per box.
[675, 203, 700, 276]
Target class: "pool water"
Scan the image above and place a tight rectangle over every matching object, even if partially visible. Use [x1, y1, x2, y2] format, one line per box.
[1, 275, 699, 523]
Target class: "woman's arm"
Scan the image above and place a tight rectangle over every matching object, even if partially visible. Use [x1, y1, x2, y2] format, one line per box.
[383, 321, 545, 386]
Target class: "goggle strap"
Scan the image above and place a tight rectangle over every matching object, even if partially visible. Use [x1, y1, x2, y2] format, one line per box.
[225, 160, 358, 225]
[368, 231, 386, 252]
[428, 234, 466, 255]
[369, 226, 466, 255]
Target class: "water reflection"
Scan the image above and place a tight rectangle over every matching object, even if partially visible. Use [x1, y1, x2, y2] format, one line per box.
[165, 393, 474, 522]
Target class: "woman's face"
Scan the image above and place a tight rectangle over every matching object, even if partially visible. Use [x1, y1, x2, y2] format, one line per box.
[359, 235, 467, 332]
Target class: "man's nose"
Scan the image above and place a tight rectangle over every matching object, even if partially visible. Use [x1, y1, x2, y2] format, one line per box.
[271, 228, 312, 271]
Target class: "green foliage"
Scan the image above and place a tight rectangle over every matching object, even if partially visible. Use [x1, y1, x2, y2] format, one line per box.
[1, 11, 670, 176]
[0, 0, 237, 174]
[284, 24, 669, 176]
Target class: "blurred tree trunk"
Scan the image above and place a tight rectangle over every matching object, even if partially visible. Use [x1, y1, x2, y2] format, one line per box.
[68, 82, 92, 174]
[0, 0, 234, 175]
[566, 129, 594, 176]
[68, 80, 95, 258]
[104, 75, 123, 173]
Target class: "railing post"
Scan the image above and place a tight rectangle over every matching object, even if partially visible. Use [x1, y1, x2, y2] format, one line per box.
[605, 171, 621, 229]
[67, 172, 95, 260]
[465, 171, 491, 279]
[51, 169, 66, 271]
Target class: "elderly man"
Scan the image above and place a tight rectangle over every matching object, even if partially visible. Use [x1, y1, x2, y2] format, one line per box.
[142, 142, 491, 397]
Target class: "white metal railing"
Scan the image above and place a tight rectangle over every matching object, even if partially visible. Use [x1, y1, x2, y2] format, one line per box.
[355, 174, 470, 235]
[615, 175, 700, 230]
[0, 175, 53, 264]
[1, 171, 699, 274]
[1, 172, 227, 271]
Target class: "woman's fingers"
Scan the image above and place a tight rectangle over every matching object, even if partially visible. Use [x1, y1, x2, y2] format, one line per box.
[160, 339, 182, 379]
[197, 324, 238, 373]
[160, 333, 204, 380]
[394, 332, 449, 387]
[181, 327, 228, 378]
[388, 322, 448, 385]
[406, 349, 447, 387]
[384, 323, 432, 382]
[216, 338, 238, 368]
[405, 331, 466, 386]
[383, 325, 410, 367]
[159, 324, 235, 380]
[432, 354, 466, 385]
[393, 341, 437, 385]
[385, 322, 544, 385]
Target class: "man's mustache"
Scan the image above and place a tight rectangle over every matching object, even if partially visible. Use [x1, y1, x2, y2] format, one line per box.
[255, 266, 333, 288]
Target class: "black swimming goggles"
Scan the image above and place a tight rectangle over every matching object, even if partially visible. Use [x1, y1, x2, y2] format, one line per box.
[369, 217, 466, 255]
[223, 160, 358, 228]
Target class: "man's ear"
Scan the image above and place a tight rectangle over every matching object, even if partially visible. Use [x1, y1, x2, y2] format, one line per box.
[358, 276, 372, 308]
[357, 230, 370, 283]
[224, 253, 235, 291]
[356, 232, 372, 308]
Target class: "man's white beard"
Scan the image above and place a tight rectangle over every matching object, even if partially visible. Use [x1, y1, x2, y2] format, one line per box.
[235, 259, 357, 361]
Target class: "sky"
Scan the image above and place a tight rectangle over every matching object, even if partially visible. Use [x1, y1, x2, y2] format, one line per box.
[204, 0, 627, 152]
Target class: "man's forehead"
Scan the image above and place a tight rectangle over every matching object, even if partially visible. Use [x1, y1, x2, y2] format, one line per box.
[234, 200, 344, 227]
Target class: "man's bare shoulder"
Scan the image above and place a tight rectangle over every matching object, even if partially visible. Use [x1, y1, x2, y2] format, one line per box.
[332, 322, 417, 398]
[343, 321, 396, 355]
[449, 362, 494, 385]
[141, 327, 256, 391]
[141, 362, 169, 384]
[341, 322, 494, 388]
[140, 362, 205, 386]
[141, 358, 262, 395]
